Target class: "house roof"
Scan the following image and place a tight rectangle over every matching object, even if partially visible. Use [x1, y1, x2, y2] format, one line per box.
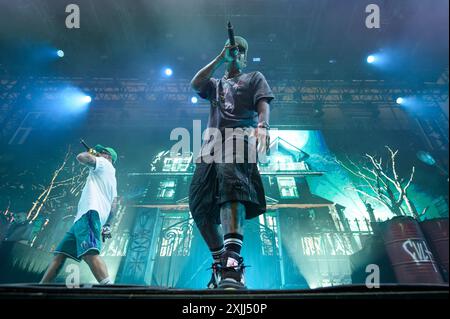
[269, 136, 310, 162]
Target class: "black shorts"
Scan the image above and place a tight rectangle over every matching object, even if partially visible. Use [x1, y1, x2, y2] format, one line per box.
[189, 162, 267, 226]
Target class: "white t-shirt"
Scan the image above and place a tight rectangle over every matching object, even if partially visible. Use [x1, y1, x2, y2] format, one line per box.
[75, 157, 117, 226]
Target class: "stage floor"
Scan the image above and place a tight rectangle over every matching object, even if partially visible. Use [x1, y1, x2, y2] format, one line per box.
[0, 283, 448, 299]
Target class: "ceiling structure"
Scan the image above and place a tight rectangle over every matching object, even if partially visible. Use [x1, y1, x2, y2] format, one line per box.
[0, 0, 448, 82]
[0, 1, 448, 158]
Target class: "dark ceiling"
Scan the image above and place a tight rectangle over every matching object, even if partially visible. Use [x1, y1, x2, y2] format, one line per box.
[0, 0, 448, 82]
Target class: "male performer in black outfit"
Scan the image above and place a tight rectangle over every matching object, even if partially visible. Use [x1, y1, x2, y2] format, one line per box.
[189, 35, 274, 289]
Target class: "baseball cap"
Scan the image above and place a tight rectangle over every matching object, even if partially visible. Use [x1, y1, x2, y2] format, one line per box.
[94, 144, 118, 164]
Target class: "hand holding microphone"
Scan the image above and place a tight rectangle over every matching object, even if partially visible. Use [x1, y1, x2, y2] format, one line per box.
[219, 21, 239, 63]
[102, 224, 112, 243]
[227, 21, 238, 59]
[80, 138, 98, 156]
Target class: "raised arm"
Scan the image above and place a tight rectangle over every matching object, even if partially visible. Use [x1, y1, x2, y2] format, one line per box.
[190, 45, 235, 92]
[76, 152, 96, 168]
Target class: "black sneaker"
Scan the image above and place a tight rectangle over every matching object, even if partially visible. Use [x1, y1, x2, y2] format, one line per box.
[207, 262, 221, 289]
[218, 251, 247, 290]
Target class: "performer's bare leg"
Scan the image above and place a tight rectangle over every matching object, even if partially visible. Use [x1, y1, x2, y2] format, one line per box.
[195, 201, 245, 249]
[40, 254, 66, 283]
[220, 201, 245, 236]
[196, 223, 224, 250]
[82, 253, 111, 284]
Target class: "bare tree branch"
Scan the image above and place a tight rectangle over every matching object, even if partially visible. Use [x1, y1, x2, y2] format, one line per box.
[338, 146, 420, 219]
[386, 146, 399, 181]
[404, 166, 415, 193]
[366, 153, 397, 187]
[420, 206, 429, 216]
[27, 147, 72, 222]
[355, 184, 392, 203]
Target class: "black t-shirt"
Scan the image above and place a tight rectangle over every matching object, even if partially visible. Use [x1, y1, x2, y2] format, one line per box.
[198, 71, 275, 130]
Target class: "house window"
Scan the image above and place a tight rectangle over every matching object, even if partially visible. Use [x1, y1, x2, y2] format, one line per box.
[272, 155, 293, 171]
[277, 177, 299, 198]
[157, 179, 177, 199]
[258, 213, 280, 256]
[162, 156, 191, 172]
[263, 154, 309, 172]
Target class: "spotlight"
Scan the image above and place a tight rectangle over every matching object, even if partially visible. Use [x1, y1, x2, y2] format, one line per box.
[57, 50, 65, 58]
[58, 87, 92, 113]
[164, 68, 173, 77]
[82, 95, 92, 103]
[396, 97, 404, 105]
[416, 151, 436, 166]
[191, 96, 198, 104]
[253, 57, 261, 62]
[367, 55, 376, 64]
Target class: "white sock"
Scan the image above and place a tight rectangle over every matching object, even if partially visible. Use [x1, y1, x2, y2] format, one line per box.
[100, 277, 112, 285]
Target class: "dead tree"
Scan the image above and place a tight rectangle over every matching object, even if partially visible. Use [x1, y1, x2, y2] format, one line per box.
[336, 146, 426, 220]
[27, 146, 88, 223]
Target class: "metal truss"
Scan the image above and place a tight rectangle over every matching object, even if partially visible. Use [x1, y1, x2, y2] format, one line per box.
[0, 76, 448, 138]
[1, 76, 448, 107]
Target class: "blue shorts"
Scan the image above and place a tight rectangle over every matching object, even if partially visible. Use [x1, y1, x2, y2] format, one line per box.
[54, 210, 102, 262]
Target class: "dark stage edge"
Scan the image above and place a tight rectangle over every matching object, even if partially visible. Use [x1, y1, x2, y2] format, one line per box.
[0, 283, 448, 299]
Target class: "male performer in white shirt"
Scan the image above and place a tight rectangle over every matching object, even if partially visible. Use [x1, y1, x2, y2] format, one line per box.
[40, 144, 118, 285]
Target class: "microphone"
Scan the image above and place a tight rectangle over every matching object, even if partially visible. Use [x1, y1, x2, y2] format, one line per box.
[80, 138, 91, 151]
[228, 21, 235, 46]
[227, 21, 237, 58]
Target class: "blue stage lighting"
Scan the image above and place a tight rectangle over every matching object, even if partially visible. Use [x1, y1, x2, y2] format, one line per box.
[57, 50, 65, 58]
[54, 87, 92, 114]
[367, 55, 376, 64]
[82, 95, 92, 103]
[191, 96, 198, 104]
[396, 97, 404, 105]
[164, 68, 173, 76]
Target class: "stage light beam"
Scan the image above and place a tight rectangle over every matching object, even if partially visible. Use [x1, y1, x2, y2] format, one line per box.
[82, 95, 92, 103]
[57, 50, 65, 58]
[367, 55, 376, 64]
[164, 68, 173, 77]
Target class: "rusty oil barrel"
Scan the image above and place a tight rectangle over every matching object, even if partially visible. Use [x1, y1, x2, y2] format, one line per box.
[420, 218, 449, 282]
[379, 216, 444, 284]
